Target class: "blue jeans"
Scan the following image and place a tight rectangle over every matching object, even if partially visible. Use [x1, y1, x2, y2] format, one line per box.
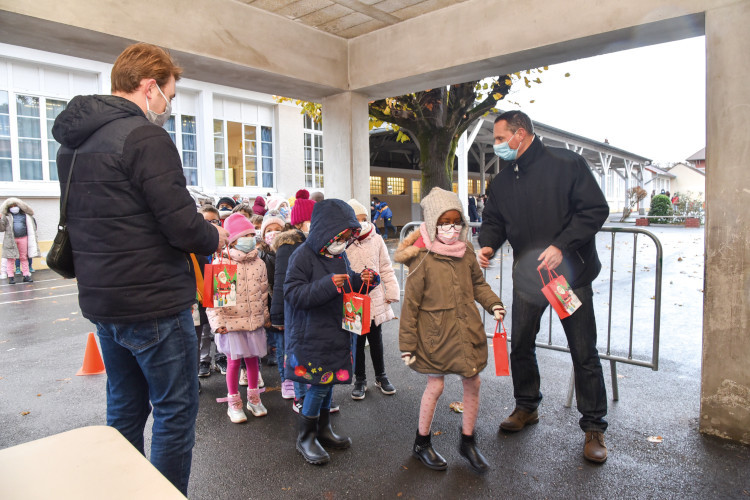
[94, 309, 198, 495]
[301, 384, 333, 417]
[510, 284, 608, 433]
[380, 217, 395, 239]
[273, 330, 285, 381]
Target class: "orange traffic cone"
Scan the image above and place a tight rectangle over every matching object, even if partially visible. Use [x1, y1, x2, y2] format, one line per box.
[76, 332, 106, 376]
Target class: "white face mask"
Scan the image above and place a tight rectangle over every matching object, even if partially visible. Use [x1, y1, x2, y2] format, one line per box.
[9, 206, 20, 214]
[218, 208, 233, 219]
[326, 240, 348, 255]
[436, 227, 461, 245]
[145, 83, 171, 127]
[359, 221, 372, 235]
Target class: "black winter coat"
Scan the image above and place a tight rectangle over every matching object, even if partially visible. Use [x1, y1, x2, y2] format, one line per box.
[479, 136, 609, 297]
[283, 200, 377, 386]
[52, 95, 218, 322]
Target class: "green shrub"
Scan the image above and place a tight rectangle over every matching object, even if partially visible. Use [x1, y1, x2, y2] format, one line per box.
[648, 194, 674, 224]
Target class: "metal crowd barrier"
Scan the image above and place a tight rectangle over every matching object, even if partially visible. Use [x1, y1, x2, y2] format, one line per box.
[396, 221, 663, 406]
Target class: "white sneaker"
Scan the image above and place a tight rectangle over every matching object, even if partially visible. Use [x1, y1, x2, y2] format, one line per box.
[239, 368, 248, 386]
[258, 370, 265, 388]
[247, 388, 267, 417]
[218, 393, 247, 423]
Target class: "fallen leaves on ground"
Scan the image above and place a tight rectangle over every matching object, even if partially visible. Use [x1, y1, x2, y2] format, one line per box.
[449, 401, 464, 413]
[647, 436, 663, 443]
[433, 430, 443, 436]
[21, 411, 30, 416]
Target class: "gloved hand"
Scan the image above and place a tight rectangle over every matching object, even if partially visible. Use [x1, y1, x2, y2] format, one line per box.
[401, 352, 416, 366]
[492, 305, 506, 321]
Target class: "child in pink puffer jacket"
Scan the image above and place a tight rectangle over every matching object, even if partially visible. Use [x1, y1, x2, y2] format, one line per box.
[345, 199, 400, 400]
[208, 213, 270, 423]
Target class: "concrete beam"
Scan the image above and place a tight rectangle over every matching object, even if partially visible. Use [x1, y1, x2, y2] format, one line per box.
[700, 0, 750, 445]
[349, 0, 717, 99]
[0, 1, 348, 101]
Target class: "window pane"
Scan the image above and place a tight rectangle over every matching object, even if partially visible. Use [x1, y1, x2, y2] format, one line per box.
[183, 151, 197, 168]
[19, 138, 41, 158]
[314, 135, 322, 148]
[214, 153, 225, 170]
[215, 169, 225, 186]
[46, 99, 66, 119]
[0, 138, 10, 158]
[48, 141, 60, 162]
[184, 168, 198, 186]
[304, 134, 311, 148]
[213, 137, 224, 154]
[263, 172, 273, 187]
[317, 174, 324, 188]
[370, 176, 382, 195]
[213, 119, 223, 135]
[0, 91, 8, 114]
[262, 142, 272, 156]
[245, 170, 257, 187]
[244, 139, 255, 155]
[0, 115, 10, 136]
[412, 180, 421, 203]
[181, 115, 196, 134]
[49, 161, 58, 181]
[17, 117, 41, 138]
[261, 126, 272, 141]
[182, 132, 196, 151]
[262, 157, 273, 173]
[244, 126, 256, 142]
[0, 158, 11, 181]
[16, 95, 40, 117]
[20, 160, 43, 180]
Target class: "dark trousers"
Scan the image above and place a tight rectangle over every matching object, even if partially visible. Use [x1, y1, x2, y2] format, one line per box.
[354, 321, 385, 381]
[510, 284, 608, 432]
[380, 217, 395, 239]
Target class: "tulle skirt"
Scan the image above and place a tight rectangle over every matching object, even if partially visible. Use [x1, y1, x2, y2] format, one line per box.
[215, 327, 267, 360]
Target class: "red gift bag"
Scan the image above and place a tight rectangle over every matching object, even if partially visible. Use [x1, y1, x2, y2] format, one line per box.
[493, 320, 510, 376]
[202, 253, 237, 309]
[539, 268, 582, 319]
[341, 277, 371, 335]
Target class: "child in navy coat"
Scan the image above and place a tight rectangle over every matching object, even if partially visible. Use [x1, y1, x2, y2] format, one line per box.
[283, 199, 379, 466]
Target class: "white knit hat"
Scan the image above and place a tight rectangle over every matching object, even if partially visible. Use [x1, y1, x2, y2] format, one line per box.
[347, 199, 369, 220]
[420, 187, 469, 242]
[260, 209, 286, 237]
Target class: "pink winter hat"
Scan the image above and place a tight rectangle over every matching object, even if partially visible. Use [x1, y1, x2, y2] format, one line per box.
[223, 212, 255, 243]
[290, 198, 315, 226]
[295, 189, 310, 200]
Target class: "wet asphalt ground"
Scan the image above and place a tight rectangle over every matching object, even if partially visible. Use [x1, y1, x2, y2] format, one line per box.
[1, 227, 749, 499]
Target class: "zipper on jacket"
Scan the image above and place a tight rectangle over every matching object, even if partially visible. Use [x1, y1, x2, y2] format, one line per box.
[575, 250, 585, 264]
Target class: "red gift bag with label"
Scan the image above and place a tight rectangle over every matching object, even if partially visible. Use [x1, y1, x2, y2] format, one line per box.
[539, 268, 581, 319]
[493, 320, 510, 376]
[341, 277, 371, 335]
[202, 253, 237, 309]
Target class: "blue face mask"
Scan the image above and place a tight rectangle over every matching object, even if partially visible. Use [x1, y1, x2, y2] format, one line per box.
[234, 236, 256, 253]
[493, 131, 520, 161]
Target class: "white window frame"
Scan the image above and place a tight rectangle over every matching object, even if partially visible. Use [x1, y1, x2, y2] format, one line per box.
[165, 113, 199, 186]
[303, 114, 323, 189]
[213, 118, 274, 189]
[0, 90, 67, 184]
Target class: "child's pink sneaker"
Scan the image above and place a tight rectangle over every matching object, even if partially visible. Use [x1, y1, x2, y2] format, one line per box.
[281, 379, 295, 399]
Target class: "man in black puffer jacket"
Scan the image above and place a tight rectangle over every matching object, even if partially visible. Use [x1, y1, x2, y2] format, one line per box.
[478, 110, 610, 464]
[52, 43, 227, 495]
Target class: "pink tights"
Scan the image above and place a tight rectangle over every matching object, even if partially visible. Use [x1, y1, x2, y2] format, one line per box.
[226, 356, 259, 395]
[418, 374, 481, 436]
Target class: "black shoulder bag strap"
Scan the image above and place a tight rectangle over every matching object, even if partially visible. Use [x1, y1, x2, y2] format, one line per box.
[58, 149, 78, 230]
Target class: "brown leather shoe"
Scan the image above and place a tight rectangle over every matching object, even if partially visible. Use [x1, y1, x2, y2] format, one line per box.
[499, 408, 539, 432]
[583, 431, 607, 463]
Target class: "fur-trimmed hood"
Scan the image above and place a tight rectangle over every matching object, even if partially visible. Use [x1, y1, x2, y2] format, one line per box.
[271, 228, 305, 252]
[393, 229, 422, 265]
[1, 197, 34, 216]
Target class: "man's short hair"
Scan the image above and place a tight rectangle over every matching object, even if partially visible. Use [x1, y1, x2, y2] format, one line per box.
[494, 110, 534, 135]
[372, 197, 380, 202]
[198, 204, 219, 217]
[111, 43, 182, 93]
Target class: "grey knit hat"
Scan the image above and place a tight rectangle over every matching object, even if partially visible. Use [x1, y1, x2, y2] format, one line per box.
[420, 187, 470, 242]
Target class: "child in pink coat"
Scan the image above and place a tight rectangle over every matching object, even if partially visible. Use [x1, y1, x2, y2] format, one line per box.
[208, 213, 270, 423]
[345, 199, 400, 400]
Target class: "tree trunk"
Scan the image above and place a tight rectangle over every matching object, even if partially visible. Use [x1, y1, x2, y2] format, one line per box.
[416, 130, 458, 199]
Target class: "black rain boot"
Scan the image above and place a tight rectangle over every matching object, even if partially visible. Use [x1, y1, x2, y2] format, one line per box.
[413, 431, 447, 471]
[459, 432, 490, 474]
[296, 414, 330, 465]
[317, 408, 352, 449]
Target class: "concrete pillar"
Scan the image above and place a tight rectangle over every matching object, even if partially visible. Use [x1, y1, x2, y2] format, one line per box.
[701, 0, 750, 445]
[321, 92, 370, 203]
[197, 90, 215, 192]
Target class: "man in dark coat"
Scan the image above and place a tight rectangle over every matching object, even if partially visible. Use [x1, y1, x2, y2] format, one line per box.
[478, 110, 610, 464]
[283, 199, 378, 465]
[52, 43, 227, 494]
